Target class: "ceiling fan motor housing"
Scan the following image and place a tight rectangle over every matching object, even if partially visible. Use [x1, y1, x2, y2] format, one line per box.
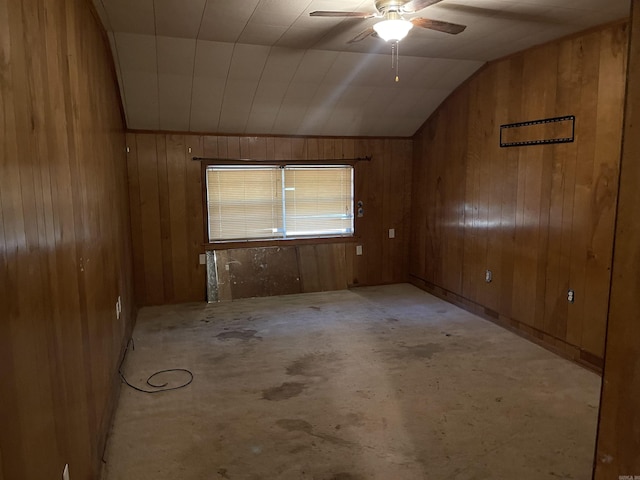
[375, 0, 407, 15]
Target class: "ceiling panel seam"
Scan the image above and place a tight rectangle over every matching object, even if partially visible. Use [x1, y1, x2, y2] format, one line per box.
[285, 50, 345, 135]
[243, 46, 275, 133]
[188, 1, 209, 131]
[216, 43, 236, 132]
[272, 0, 315, 47]
[271, 50, 309, 133]
[234, 1, 265, 44]
[153, 0, 160, 129]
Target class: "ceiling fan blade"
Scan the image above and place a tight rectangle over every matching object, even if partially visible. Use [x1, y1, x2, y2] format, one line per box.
[400, 0, 444, 14]
[411, 17, 467, 34]
[347, 27, 376, 44]
[310, 11, 376, 18]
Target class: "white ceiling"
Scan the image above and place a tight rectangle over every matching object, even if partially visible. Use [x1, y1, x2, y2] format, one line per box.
[92, 0, 630, 137]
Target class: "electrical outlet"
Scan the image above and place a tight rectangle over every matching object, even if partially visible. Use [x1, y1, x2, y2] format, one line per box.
[62, 464, 70, 480]
[567, 289, 575, 304]
[388, 228, 395, 239]
[485, 269, 492, 283]
[356, 245, 363, 256]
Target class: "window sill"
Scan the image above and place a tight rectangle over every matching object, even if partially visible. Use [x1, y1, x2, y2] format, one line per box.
[203, 236, 359, 251]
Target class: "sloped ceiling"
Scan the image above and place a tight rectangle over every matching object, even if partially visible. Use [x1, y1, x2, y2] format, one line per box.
[92, 0, 630, 137]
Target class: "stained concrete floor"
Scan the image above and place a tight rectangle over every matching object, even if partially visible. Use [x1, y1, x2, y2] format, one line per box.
[102, 284, 600, 480]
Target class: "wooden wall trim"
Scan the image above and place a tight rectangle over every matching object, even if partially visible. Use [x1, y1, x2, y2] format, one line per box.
[95, 312, 136, 475]
[594, 0, 640, 476]
[128, 129, 413, 140]
[206, 236, 359, 251]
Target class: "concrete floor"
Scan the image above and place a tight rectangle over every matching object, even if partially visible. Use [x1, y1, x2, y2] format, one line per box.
[102, 284, 600, 480]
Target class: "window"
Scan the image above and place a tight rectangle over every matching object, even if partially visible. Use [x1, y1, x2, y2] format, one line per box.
[205, 165, 354, 242]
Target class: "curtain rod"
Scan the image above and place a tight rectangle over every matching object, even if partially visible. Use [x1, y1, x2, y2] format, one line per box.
[192, 156, 372, 165]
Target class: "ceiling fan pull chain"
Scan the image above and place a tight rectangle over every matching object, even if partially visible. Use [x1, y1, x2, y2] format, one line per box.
[395, 40, 400, 82]
[391, 42, 395, 68]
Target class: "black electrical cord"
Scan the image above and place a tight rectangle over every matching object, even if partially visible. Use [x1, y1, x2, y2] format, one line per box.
[118, 338, 194, 394]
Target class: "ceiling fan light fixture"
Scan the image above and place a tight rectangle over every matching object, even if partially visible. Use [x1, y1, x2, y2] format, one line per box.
[373, 17, 413, 42]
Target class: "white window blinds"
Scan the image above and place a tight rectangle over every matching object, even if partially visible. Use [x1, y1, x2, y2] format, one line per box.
[206, 165, 354, 242]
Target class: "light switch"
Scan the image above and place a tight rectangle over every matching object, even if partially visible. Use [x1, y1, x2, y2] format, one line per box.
[199, 253, 206, 265]
[389, 228, 395, 239]
[356, 245, 363, 256]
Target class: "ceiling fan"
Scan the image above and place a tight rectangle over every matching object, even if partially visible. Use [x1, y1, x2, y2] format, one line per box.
[310, 0, 467, 44]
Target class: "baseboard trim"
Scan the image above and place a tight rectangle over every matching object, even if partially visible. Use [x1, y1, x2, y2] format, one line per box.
[96, 304, 138, 479]
[409, 276, 603, 374]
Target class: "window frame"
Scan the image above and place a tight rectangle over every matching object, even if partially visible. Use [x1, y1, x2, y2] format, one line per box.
[201, 160, 359, 250]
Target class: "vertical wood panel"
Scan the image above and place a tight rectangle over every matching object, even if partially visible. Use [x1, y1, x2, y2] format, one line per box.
[217, 135, 228, 158]
[292, 137, 306, 158]
[126, 133, 146, 303]
[510, 46, 549, 328]
[227, 136, 240, 159]
[487, 60, 512, 313]
[203, 135, 219, 157]
[342, 139, 356, 284]
[156, 135, 174, 301]
[543, 38, 581, 339]
[498, 55, 524, 319]
[461, 75, 484, 303]
[298, 244, 348, 293]
[298, 245, 321, 292]
[364, 139, 385, 285]
[475, 64, 498, 309]
[532, 44, 559, 332]
[136, 134, 165, 304]
[187, 136, 206, 301]
[166, 135, 190, 301]
[566, 33, 602, 346]
[409, 134, 428, 281]
[543, 40, 574, 339]
[581, 25, 627, 356]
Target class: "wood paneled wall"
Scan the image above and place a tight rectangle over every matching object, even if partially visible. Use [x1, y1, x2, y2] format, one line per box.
[0, 0, 134, 478]
[126, 134, 413, 306]
[409, 22, 628, 369]
[595, 1, 640, 476]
